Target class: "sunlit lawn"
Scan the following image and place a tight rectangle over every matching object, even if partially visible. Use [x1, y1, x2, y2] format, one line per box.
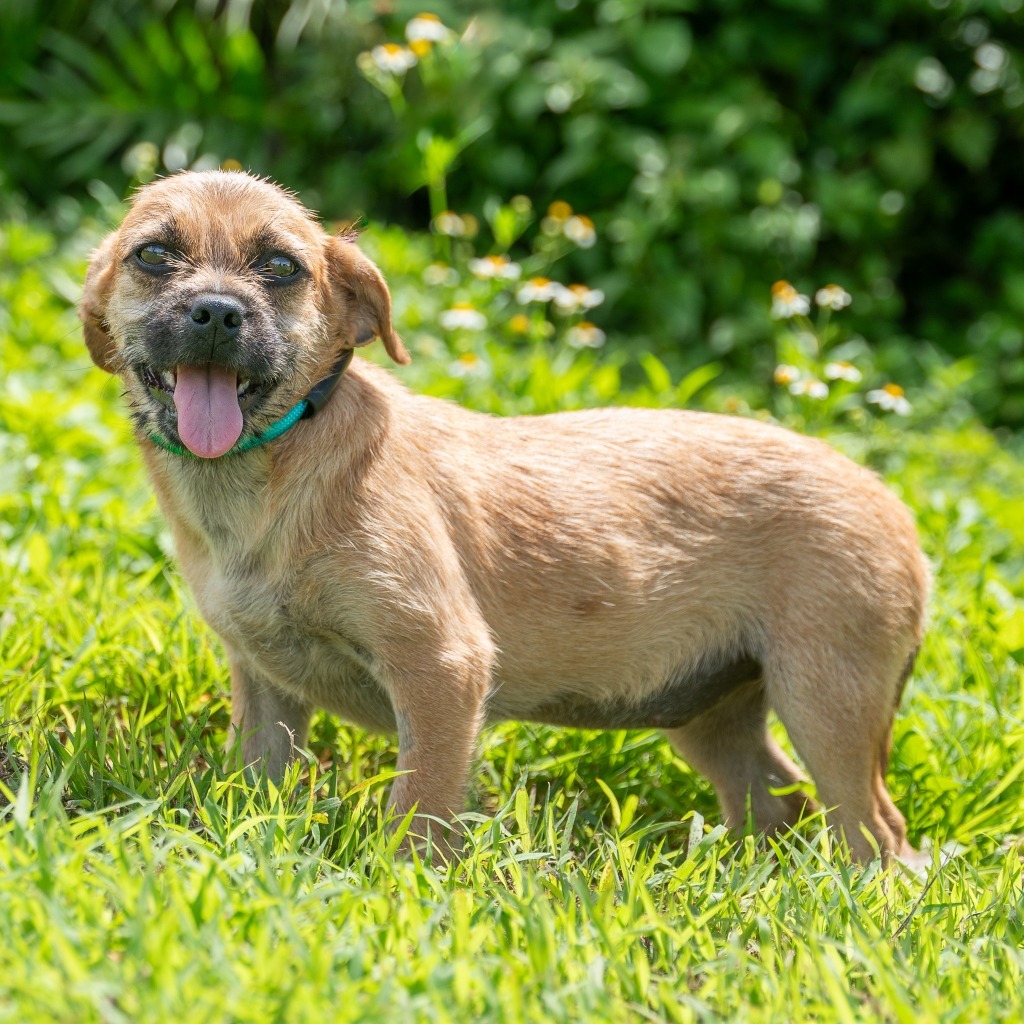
[2, 213, 1023, 1022]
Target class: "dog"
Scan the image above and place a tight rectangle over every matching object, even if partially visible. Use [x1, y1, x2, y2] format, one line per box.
[79, 170, 929, 863]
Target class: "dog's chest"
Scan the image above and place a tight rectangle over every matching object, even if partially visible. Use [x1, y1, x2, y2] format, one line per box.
[195, 558, 397, 732]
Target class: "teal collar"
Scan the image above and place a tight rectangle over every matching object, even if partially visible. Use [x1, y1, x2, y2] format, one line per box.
[148, 348, 355, 459]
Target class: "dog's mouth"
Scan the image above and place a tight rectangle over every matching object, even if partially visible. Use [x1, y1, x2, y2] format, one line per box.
[139, 364, 269, 459]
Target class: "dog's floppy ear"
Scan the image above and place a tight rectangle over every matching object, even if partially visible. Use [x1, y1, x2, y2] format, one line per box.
[78, 233, 121, 373]
[328, 237, 411, 365]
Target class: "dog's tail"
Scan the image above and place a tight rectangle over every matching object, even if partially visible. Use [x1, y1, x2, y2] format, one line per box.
[879, 644, 920, 776]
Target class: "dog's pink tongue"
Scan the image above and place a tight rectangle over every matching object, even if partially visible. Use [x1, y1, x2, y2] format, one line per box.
[173, 364, 243, 458]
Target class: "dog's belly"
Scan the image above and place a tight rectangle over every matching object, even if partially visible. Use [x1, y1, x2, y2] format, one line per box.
[203, 564, 759, 738]
[492, 656, 762, 731]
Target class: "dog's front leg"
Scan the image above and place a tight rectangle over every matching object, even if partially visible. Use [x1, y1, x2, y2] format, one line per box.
[228, 656, 312, 780]
[383, 644, 492, 854]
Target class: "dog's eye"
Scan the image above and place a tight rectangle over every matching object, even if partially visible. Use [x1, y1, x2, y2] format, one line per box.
[261, 254, 299, 280]
[136, 244, 175, 268]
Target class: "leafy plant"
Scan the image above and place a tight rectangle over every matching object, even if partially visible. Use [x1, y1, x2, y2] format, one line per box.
[1, 0, 1022, 422]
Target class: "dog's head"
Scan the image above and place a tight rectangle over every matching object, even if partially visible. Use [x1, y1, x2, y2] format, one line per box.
[79, 170, 409, 458]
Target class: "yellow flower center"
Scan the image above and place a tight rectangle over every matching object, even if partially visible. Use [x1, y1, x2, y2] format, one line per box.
[883, 383, 905, 397]
[771, 280, 799, 302]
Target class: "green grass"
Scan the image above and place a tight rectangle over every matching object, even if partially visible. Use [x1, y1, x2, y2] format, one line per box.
[2, 211, 1023, 1023]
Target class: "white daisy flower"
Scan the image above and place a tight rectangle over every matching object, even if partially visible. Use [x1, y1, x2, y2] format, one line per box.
[370, 43, 418, 74]
[438, 304, 487, 331]
[553, 283, 605, 312]
[448, 352, 489, 378]
[516, 277, 563, 304]
[789, 379, 829, 399]
[770, 280, 811, 319]
[406, 13, 452, 44]
[773, 364, 801, 386]
[866, 383, 912, 415]
[566, 322, 607, 348]
[468, 255, 522, 280]
[815, 284, 852, 311]
[824, 361, 862, 383]
[563, 215, 596, 248]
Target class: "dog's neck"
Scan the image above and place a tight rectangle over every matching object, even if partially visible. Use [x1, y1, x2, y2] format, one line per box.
[140, 361, 390, 564]
[149, 447, 276, 554]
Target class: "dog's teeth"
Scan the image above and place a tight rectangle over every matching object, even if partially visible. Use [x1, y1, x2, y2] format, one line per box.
[237, 379, 250, 396]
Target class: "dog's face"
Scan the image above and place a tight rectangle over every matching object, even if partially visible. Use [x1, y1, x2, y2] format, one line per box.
[80, 170, 409, 457]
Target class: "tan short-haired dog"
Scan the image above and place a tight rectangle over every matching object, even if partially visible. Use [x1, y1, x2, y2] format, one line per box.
[80, 170, 929, 863]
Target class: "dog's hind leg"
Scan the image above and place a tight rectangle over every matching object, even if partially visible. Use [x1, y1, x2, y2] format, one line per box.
[763, 644, 915, 864]
[664, 678, 816, 839]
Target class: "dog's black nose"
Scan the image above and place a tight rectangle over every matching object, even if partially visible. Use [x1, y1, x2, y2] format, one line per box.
[189, 294, 244, 342]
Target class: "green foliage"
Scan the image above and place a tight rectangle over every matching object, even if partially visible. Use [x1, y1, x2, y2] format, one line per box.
[2, 3, 1023, 1014]
[3, 179, 1024, 1022]
[1, 0, 1022, 422]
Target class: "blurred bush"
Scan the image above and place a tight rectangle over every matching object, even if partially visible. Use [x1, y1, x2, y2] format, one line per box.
[1, 0, 1021, 423]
